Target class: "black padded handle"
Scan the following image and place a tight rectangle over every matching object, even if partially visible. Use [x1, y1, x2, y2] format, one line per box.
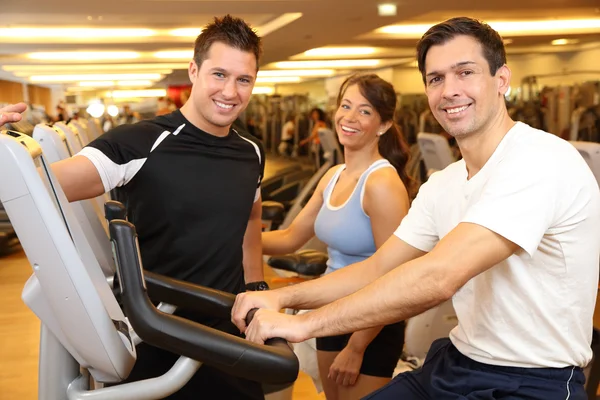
[104, 200, 127, 222]
[108, 220, 299, 385]
[244, 308, 290, 349]
[144, 271, 236, 320]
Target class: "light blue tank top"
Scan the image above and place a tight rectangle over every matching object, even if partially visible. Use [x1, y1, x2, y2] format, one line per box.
[314, 159, 395, 275]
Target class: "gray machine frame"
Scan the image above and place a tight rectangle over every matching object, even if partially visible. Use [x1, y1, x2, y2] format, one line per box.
[0, 131, 143, 399]
[2, 128, 299, 399]
[32, 124, 114, 278]
[417, 132, 456, 175]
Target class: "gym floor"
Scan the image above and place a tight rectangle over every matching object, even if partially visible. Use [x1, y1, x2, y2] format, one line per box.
[0, 249, 325, 400]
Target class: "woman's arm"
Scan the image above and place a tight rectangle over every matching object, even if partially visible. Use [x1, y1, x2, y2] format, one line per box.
[329, 166, 410, 385]
[262, 166, 339, 255]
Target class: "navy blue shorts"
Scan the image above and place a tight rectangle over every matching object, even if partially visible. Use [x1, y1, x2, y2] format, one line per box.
[363, 338, 586, 400]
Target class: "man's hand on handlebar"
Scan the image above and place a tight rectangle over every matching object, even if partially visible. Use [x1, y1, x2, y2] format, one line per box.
[232, 290, 281, 333]
[244, 309, 309, 345]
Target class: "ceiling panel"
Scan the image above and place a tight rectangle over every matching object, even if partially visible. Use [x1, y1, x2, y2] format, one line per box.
[0, 0, 597, 91]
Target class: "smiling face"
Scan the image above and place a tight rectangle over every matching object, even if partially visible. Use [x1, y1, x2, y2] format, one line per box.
[424, 34, 510, 139]
[334, 84, 390, 150]
[186, 41, 257, 135]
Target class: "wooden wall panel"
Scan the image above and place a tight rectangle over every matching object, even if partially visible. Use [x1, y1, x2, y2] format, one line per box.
[27, 85, 52, 112]
[0, 80, 24, 104]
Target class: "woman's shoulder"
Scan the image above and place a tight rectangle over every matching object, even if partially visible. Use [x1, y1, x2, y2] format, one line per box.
[363, 164, 408, 201]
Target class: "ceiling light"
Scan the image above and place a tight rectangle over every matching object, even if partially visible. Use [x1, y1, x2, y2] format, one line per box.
[77, 80, 154, 87]
[29, 73, 162, 83]
[66, 87, 96, 92]
[169, 28, 203, 37]
[3, 63, 187, 72]
[27, 51, 140, 61]
[551, 38, 579, 45]
[107, 105, 120, 117]
[304, 47, 376, 57]
[87, 104, 106, 118]
[14, 69, 173, 78]
[378, 3, 397, 17]
[258, 69, 335, 77]
[378, 18, 600, 38]
[252, 86, 275, 95]
[0, 28, 154, 39]
[154, 50, 194, 59]
[78, 81, 116, 87]
[255, 13, 303, 36]
[274, 60, 380, 69]
[256, 77, 301, 83]
[116, 80, 154, 87]
[108, 89, 167, 99]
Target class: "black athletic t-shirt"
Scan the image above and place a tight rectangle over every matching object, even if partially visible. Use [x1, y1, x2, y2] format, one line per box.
[79, 110, 265, 295]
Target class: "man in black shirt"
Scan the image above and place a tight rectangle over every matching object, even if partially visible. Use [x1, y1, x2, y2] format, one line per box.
[51, 15, 267, 399]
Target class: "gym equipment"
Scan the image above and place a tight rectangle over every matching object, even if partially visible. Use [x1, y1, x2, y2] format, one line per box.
[69, 120, 92, 146]
[0, 129, 299, 399]
[417, 132, 456, 175]
[570, 141, 600, 184]
[32, 124, 113, 278]
[55, 121, 86, 153]
[86, 118, 104, 141]
[0, 202, 19, 256]
[404, 301, 457, 360]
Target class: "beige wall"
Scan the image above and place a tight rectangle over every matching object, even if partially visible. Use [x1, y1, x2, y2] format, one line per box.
[275, 79, 328, 102]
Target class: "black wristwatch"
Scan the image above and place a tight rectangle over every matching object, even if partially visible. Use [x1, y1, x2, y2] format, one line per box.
[245, 281, 270, 291]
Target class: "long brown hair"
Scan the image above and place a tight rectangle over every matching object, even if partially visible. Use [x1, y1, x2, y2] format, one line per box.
[337, 73, 414, 197]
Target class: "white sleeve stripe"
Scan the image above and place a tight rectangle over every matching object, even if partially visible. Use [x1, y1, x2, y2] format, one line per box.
[77, 147, 114, 192]
[172, 123, 185, 136]
[151, 130, 172, 152]
[77, 147, 147, 192]
[236, 131, 262, 165]
[254, 187, 261, 203]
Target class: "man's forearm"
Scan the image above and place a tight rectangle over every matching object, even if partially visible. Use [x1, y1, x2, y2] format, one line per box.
[302, 253, 451, 339]
[242, 217, 264, 283]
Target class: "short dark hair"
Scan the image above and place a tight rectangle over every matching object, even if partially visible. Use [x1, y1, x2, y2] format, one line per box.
[193, 15, 262, 70]
[337, 74, 414, 197]
[416, 17, 506, 84]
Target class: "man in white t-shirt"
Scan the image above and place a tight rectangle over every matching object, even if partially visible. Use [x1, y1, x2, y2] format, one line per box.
[232, 17, 600, 399]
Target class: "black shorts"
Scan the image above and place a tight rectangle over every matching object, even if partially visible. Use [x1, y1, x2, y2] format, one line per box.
[316, 321, 405, 378]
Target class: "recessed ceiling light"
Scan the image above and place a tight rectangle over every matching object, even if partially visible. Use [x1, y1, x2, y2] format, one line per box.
[304, 47, 376, 57]
[378, 3, 397, 16]
[551, 38, 579, 45]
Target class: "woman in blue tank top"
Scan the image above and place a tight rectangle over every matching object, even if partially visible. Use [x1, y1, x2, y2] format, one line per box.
[262, 74, 413, 400]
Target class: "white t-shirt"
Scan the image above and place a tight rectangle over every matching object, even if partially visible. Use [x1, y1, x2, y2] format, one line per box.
[281, 121, 294, 141]
[395, 122, 600, 368]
